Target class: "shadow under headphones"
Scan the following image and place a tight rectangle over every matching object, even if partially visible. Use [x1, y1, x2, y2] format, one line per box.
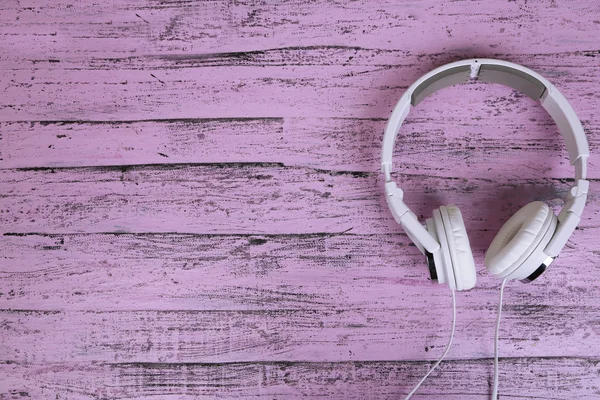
[382, 59, 590, 291]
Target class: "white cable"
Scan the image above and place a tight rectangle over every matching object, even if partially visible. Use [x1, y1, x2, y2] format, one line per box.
[404, 289, 456, 400]
[492, 279, 508, 400]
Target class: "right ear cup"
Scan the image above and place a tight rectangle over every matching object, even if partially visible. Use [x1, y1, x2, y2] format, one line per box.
[427, 205, 477, 291]
[485, 201, 557, 281]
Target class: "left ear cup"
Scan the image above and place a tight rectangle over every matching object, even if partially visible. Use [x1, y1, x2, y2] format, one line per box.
[485, 201, 557, 281]
[429, 209, 456, 289]
[427, 206, 476, 291]
[440, 205, 477, 291]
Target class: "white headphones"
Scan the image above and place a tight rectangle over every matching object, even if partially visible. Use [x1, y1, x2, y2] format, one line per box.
[382, 59, 590, 291]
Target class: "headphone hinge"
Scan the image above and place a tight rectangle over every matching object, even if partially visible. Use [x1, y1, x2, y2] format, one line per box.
[559, 179, 589, 220]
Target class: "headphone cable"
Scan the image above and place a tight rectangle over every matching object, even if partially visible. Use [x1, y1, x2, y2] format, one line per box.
[404, 289, 456, 400]
[492, 279, 508, 400]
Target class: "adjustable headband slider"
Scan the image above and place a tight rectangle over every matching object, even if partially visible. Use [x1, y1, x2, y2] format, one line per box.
[382, 162, 393, 181]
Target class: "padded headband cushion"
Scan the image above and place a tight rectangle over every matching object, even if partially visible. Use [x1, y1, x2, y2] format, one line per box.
[441, 205, 477, 291]
[485, 201, 552, 277]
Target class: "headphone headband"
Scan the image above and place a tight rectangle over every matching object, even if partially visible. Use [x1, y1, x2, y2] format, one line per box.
[382, 59, 589, 181]
[381, 59, 589, 258]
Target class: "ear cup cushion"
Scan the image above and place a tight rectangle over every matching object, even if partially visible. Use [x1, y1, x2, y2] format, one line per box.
[440, 205, 477, 291]
[485, 201, 553, 278]
[432, 208, 456, 290]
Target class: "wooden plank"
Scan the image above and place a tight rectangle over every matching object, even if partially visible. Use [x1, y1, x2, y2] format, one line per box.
[1, 0, 599, 63]
[0, 165, 596, 235]
[1, 232, 598, 310]
[1, 233, 600, 362]
[1, 358, 599, 399]
[1, 64, 598, 121]
[1, 282, 600, 363]
[1, 117, 599, 179]
[1, 41, 600, 71]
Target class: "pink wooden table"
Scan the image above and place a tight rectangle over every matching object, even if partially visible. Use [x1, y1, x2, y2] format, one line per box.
[1, 1, 599, 399]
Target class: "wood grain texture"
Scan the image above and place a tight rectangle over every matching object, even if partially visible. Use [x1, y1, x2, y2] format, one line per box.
[1, 165, 598, 234]
[0, 163, 600, 234]
[2, 289, 600, 363]
[1, 0, 599, 60]
[2, 63, 599, 121]
[1, 358, 599, 400]
[1, 0, 600, 398]
[2, 232, 598, 309]
[2, 116, 600, 178]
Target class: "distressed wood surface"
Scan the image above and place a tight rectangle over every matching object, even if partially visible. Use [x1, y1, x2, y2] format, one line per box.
[2, 114, 600, 177]
[2, 229, 600, 363]
[2, 63, 599, 121]
[1, 358, 599, 400]
[1, 166, 598, 235]
[1, 0, 600, 399]
[1, 1, 599, 60]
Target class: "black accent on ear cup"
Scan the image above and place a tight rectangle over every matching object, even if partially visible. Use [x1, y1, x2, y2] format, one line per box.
[521, 263, 547, 283]
[520, 257, 554, 283]
[426, 251, 437, 281]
